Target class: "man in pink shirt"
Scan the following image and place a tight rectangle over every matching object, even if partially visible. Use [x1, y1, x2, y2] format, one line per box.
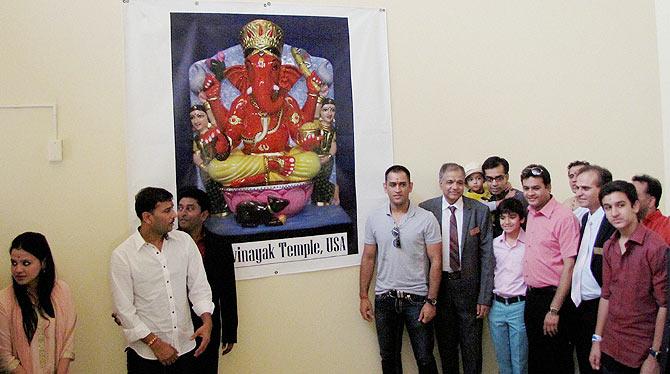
[521, 164, 580, 374]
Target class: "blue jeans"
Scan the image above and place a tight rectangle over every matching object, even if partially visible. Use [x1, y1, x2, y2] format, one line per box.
[374, 295, 438, 374]
[488, 299, 528, 374]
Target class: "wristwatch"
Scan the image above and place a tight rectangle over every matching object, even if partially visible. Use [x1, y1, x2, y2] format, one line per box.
[649, 347, 661, 361]
[425, 298, 437, 306]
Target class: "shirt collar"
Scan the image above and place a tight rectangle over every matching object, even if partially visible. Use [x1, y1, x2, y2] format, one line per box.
[529, 196, 558, 217]
[442, 195, 464, 211]
[386, 201, 417, 219]
[587, 206, 605, 223]
[643, 209, 664, 225]
[611, 222, 647, 248]
[627, 223, 647, 246]
[495, 229, 526, 247]
[132, 227, 173, 251]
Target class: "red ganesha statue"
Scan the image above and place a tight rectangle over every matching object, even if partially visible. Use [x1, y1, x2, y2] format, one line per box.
[191, 19, 334, 218]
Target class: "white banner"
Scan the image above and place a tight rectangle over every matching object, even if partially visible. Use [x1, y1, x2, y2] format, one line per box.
[123, 0, 393, 279]
[234, 232, 348, 267]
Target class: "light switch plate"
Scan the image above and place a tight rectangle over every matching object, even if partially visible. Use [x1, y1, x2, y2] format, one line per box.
[48, 139, 63, 162]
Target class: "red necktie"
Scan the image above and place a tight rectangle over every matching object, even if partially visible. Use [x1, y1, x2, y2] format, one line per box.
[448, 206, 460, 271]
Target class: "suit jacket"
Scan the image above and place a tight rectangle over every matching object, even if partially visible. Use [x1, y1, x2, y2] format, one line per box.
[419, 196, 494, 305]
[578, 213, 616, 286]
[190, 227, 238, 345]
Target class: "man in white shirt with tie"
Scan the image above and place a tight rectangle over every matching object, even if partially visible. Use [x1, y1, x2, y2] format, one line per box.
[567, 165, 615, 374]
[420, 163, 494, 374]
[110, 187, 214, 373]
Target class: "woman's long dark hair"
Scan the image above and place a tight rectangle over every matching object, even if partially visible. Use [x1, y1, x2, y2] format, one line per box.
[10, 232, 56, 342]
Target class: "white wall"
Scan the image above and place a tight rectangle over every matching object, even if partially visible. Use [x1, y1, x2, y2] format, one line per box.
[0, 1, 663, 373]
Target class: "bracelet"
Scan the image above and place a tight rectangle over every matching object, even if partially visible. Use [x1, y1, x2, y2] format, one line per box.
[548, 307, 559, 315]
[591, 334, 602, 342]
[147, 336, 159, 347]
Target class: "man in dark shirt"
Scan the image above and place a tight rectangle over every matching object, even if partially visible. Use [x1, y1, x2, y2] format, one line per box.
[482, 156, 528, 237]
[178, 187, 238, 374]
[589, 180, 667, 373]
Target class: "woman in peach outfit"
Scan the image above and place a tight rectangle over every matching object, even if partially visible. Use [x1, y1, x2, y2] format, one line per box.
[0, 232, 76, 374]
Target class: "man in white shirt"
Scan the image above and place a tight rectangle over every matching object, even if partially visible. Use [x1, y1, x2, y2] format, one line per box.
[566, 165, 614, 374]
[562, 160, 590, 216]
[111, 187, 214, 373]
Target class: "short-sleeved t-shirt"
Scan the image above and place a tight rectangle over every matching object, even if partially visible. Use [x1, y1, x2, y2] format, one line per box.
[365, 203, 442, 295]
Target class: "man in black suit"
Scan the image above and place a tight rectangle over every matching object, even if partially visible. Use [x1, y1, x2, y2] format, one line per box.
[420, 162, 494, 374]
[178, 187, 238, 374]
[566, 165, 614, 374]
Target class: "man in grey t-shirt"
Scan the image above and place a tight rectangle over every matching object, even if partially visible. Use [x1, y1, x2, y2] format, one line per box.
[359, 165, 442, 374]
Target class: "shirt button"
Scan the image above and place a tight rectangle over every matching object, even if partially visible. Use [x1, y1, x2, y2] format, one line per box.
[167, 280, 169, 283]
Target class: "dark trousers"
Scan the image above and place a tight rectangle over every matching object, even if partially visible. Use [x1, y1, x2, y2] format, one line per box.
[192, 312, 221, 374]
[374, 294, 439, 374]
[524, 286, 574, 374]
[435, 275, 483, 374]
[126, 347, 195, 374]
[601, 352, 641, 374]
[192, 336, 220, 374]
[565, 297, 601, 374]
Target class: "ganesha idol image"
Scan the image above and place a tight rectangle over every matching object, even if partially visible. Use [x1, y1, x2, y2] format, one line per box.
[188, 19, 335, 220]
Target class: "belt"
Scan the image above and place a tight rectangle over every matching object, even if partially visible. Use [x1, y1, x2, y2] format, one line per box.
[380, 290, 426, 303]
[444, 271, 461, 280]
[526, 285, 557, 295]
[494, 294, 526, 305]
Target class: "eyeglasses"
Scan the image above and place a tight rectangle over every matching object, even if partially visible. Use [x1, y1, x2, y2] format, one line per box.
[485, 175, 506, 183]
[391, 226, 401, 248]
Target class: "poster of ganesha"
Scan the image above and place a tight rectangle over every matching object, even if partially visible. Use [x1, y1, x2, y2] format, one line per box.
[181, 16, 354, 231]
